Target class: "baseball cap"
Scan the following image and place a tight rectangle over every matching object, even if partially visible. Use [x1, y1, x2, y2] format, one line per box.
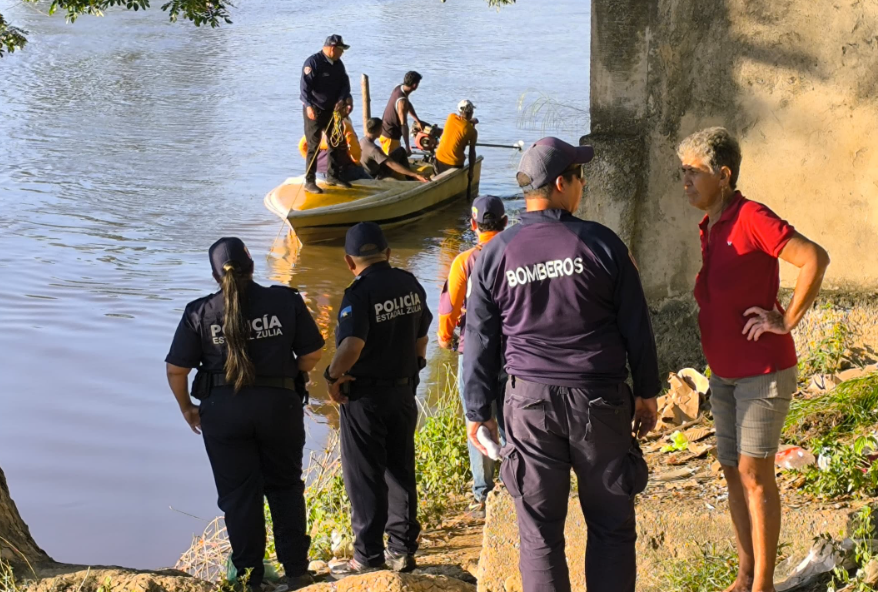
[324, 34, 350, 50]
[517, 137, 595, 191]
[345, 222, 388, 257]
[209, 237, 254, 278]
[458, 99, 475, 114]
[471, 195, 506, 224]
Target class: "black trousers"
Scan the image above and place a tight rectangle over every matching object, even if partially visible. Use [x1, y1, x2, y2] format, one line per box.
[302, 106, 347, 182]
[501, 378, 648, 592]
[339, 386, 420, 566]
[199, 386, 309, 585]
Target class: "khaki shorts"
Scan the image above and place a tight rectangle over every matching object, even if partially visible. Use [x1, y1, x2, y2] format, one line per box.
[710, 367, 798, 466]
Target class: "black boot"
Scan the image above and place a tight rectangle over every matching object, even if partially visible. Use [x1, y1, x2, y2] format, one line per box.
[324, 175, 352, 189]
[304, 179, 323, 194]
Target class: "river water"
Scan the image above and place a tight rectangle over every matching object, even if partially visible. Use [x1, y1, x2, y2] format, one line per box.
[0, 0, 590, 569]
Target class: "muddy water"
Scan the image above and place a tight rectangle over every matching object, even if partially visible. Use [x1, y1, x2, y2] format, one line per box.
[0, 0, 590, 569]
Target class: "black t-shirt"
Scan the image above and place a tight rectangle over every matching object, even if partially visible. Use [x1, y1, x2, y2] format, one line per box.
[166, 282, 325, 377]
[335, 261, 432, 379]
[359, 137, 388, 177]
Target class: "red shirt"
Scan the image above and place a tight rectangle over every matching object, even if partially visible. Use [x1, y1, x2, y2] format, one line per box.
[694, 192, 798, 378]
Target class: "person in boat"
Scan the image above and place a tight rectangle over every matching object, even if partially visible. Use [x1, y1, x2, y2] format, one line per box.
[300, 34, 354, 194]
[361, 117, 430, 183]
[437, 195, 508, 519]
[297, 117, 371, 183]
[165, 237, 325, 591]
[379, 71, 424, 156]
[435, 100, 478, 184]
[324, 223, 432, 578]
[464, 138, 659, 592]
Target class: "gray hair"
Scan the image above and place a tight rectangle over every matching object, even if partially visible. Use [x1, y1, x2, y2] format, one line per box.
[677, 127, 742, 189]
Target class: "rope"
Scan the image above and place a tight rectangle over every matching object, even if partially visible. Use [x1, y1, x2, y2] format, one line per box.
[269, 113, 344, 253]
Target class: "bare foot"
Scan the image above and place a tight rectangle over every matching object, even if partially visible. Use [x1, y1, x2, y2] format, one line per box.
[722, 576, 754, 592]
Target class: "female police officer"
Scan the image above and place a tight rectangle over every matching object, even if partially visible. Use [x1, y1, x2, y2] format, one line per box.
[165, 237, 325, 591]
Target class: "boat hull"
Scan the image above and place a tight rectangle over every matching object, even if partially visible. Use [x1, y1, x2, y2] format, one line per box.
[264, 158, 482, 244]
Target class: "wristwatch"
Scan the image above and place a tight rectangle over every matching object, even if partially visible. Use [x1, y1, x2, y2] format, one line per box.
[323, 366, 339, 385]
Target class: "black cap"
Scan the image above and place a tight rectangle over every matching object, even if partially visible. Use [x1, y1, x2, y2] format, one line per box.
[517, 137, 595, 191]
[324, 34, 350, 50]
[345, 222, 388, 257]
[471, 195, 505, 224]
[209, 237, 254, 278]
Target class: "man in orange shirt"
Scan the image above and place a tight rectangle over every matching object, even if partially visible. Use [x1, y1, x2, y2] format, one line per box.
[438, 195, 507, 518]
[435, 100, 478, 176]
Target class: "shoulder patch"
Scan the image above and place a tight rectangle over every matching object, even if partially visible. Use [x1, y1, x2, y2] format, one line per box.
[339, 305, 352, 319]
[303, 66, 312, 75]
[344, 276, 362, 291]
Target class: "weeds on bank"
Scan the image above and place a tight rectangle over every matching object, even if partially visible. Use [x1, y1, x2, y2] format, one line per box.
[791, 435, 878, 500]
[798, 320, 853, 379]
[823, 507, 878, 592]
[0, 560, 23, 592]
[784, 374, 878, 442]
[272, 364, 471, 562]
[658, 543, 738, 592]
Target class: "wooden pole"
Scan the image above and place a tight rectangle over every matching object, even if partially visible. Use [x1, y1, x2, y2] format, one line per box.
[361, 74, 371, 132]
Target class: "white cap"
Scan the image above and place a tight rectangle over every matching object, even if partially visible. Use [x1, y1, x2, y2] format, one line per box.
[458, 99, 475, 114]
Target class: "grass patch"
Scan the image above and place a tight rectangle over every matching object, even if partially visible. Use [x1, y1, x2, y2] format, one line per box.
[797, 319, 852, 379]
[658, 543, 738, 592]
[783, 373, 878, 442]
[792, 435, 878, 500]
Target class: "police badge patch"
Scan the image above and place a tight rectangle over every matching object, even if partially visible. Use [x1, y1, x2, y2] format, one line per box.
[340, 305, 352, 319]
[304, 66, 312, 75]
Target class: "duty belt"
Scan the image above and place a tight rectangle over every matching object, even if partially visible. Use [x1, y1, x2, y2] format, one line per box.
[209, 374, 298, 391]
[351, 377, 412, 387]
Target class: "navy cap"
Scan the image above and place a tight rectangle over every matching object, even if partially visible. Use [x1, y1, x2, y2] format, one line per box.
[209, 237, 254, 278]
[345, 222, 388, 257]
[324, 34, 350, 50]
[471, 195, 505, 224]
[517, 137, 595, 191]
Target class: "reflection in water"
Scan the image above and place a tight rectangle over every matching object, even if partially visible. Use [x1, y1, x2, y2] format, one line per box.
[0, 0, 588, 570]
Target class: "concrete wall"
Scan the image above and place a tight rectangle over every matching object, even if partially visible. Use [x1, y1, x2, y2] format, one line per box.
[583, 0, 878, 300]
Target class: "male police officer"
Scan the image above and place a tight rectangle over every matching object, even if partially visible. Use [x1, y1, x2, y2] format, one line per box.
[324, 222, 432, 578]
[300, 34, 354, 194]
[437, 195, 508, 518]
[463, 138, 661, 592]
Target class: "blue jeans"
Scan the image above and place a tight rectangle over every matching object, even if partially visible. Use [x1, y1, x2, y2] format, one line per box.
[458, 354, 506, 502]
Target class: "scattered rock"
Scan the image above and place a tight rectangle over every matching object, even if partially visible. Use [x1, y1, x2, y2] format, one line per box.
[26, 567, 212, 592]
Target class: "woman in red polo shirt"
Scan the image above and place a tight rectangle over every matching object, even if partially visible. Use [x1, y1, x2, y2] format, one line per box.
[678, 127, 830, 592]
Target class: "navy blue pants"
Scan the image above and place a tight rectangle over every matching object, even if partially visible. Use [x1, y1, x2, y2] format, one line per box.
[501, 378, 648, 592]
[339, 386, 420, 566]
[199, 386, 309, 585]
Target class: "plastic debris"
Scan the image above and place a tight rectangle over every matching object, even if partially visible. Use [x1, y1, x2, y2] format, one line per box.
[776, 446, 817, 470]
[661, 430, 690, 453]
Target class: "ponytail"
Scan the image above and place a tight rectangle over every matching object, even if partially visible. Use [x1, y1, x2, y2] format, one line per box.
[220, 262, 254, 392]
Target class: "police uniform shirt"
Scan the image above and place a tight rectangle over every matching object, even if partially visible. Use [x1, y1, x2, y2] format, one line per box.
[463, 209, 661, 422]
[300, 51, 352, 112]
[335, 261, 432, 380]
[166, 283, 325, 376]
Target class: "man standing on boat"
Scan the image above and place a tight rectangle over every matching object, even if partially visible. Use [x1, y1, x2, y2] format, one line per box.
[300, 34, 354, 194]
[379, 71, 424, 157]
